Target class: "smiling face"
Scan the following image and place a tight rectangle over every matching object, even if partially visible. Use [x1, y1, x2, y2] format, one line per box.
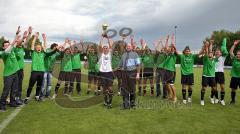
[103, 46, 109, 54]
[184, 49, 191, 55]
[126, 43, 132, 52]
[65, 48, 71, 54]
[89, 46, 95, 54]
[3, 42, 10, 50]
[237, 50, 240, 60]
[209, 52, 214, 59]
[35, 44, 42, 52]
[215, 49, 222, 58]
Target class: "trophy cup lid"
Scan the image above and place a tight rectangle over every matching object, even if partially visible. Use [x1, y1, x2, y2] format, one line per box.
[102, 23, 109, 31]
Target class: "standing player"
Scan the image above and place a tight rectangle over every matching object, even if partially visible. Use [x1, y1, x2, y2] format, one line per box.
[155, 36, 168, 98]
[53, 40, 73, 98]
[14, 26, 32, 104]
[41, 42, 59, 99]
[112, 41, 124, 95]
[86, 45, 100, 95]
[24, 32, 57, 103]
[0, 36, 20, 111]
[214, 38, 228, 105]
[177, 46, 201, 104]
[69, 40, 82, 95]
[200, 41, 218, 106]
[141, 40, 155, 96]
[229, 40, 240, 104]
[98, 36, 114, 108]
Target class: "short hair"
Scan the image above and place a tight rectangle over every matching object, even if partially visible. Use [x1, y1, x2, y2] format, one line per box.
[183, 46, 190, 54]
[50, 43, 58, 49]
[3, 40, 10, 44]
[65, 48, 70, 52]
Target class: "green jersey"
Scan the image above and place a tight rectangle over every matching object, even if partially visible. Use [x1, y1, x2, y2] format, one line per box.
[156, 53, 167, 69]
[71, 53, 81, 70]
[88, 53, 98, 72]
[60, 54, 72, 72]
[14, 47, 25, 69]
[44, 48, 60, 71]
[112, 54, 121, 70]
[31, 51, 45, 72]
[0, 50, 19, 76]
[203, 55, 216, 77]
[164, 53, 177, 72]
[142, 53, 155, 68]
[231, 56, 240, 78]
[179, 54, 197, 75]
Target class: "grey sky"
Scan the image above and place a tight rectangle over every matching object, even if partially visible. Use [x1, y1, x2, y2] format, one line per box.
[0, 0, 239, 51]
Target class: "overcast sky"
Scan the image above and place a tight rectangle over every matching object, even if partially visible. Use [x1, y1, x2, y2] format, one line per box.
[0, 0, 239, 50]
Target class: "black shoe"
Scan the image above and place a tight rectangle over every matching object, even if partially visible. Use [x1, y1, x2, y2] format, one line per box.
[138, 90, 142, 96]
[38, 97, 45, 102]
[24, 98, 30, 104]
[104, 102, 108, 106]
[0, 105, 6, 112]
[130, 102, 136, 108]
[230, 100, 235, 105]
[87, 90, 90, 95]
[120, 103, 130, 110]
[107, 104, 112, 109]
[16, 99, 23, 105]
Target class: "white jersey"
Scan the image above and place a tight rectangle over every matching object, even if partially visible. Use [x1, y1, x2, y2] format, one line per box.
[215, 56, 226, 72]
[99, 51, 112, 72]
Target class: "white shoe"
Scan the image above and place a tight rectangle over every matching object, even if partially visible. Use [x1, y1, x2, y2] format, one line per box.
[52, 94, 57, 99]
[188, 97, 192, 103]
[183, 100, 187, 104]
[220, 100, 225, 106]
[214, 99, 219, 104]
[200, 100, 205, 106]
[210, 97, 214, 104]
[118, 91, 121, 96]
[35, 96, 40, 100]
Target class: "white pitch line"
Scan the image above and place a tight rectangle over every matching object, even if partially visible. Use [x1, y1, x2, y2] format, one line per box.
[0, 105, 24, 133]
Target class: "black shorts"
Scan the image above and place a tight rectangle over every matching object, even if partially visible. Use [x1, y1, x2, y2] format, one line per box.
[100, 72, 114, 87]
[230, 77, 240, 89]
[202, 76, 216, 87]
[88, 72, 100, 81]
[58, 71, 71, 82]
[113, 70, 121, 79]
[143, 68, 154, 78]
[215, 72, 225, 84]
[163, 70, 175, 84]
[181, 74, 194, 85]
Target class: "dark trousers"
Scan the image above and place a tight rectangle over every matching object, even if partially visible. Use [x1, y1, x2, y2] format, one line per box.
[0, 73, 18, 106]
[121, 70, 137, 107]
[26, 71, 44, 97]
[70, 69, 81, 93]
[156, 68, 168, 97]
[17, 69, 24, 99]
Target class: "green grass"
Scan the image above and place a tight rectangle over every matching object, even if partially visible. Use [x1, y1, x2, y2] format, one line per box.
[0, 60, 240, 134]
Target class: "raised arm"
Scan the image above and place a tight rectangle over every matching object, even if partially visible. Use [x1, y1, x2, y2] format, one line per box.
[209, 40, 214, 54]
[42, 33, 47, 52]
[98, 36, 104, 53]
[23, 26, 32, 48]
[31, 32, 39, 50]
[107, 37, 113, 49]
[230, 40, 240, 58]
[4, 35, 19, 53]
